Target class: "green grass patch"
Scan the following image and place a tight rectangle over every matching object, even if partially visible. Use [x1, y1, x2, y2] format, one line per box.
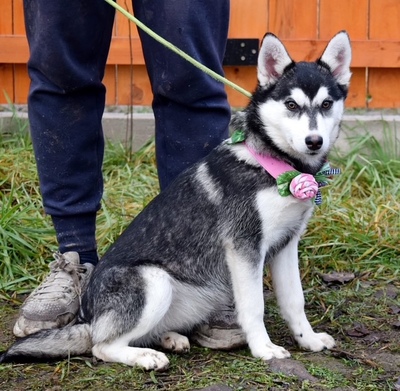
[0, 118, 399, 297]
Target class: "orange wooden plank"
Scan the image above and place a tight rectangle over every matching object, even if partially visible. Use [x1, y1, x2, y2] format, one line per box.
[369, 0, 400, 39]
[319, 0, 368, 39]
[0, 64, 14, 103]
[0, 36, 29, 63]
[2, 36, 400, 68]
[115, 65, 152, 106]
[368, 68, 400, 109]
[224, 66, 256, 108]
[13, 0, 26, 35]
[368, 0, 400, 108]
[268, 0, 318, 39]
[0, 0, 14, 104]
[280, 40, 400, 67]
[346, 68, 367, 108]
[13, 64, 30, 104]
[0, 0, 13, 34]
[104, 65, 117, 106]
[108, 37, 144, 65]
[114, 1, 139, 38]
[229, 0, 268, 38]
[225, 67, 368, 109]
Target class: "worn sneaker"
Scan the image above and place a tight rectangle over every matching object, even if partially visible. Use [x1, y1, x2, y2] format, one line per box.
[192, 304, 247, 350]
[13, 251, 94, 338]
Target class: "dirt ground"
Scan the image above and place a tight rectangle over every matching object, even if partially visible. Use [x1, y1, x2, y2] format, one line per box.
[0, 281, 399, 390]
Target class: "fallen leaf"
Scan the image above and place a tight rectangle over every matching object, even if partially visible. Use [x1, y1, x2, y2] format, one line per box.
[392, 321, 400, 329]
[346, 322, 371, 337]
[389, 305, 400, 314]
[319, 271, 355, 284]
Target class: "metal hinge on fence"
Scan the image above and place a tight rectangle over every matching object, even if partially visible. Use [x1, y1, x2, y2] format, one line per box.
[223, 39, 259, 66]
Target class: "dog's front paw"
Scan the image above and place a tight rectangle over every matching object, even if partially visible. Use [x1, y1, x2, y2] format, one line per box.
[296, 331, 335, 352]
[251, 342, 291, 360]
[135, 349, 170, 371]
[160, 331, 190, 353]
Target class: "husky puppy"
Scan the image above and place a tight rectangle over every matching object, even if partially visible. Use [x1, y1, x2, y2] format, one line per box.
[1, 31, 351, 371]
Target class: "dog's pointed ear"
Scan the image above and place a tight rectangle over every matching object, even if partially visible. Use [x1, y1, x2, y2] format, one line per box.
[257, 33, 294, 88]
[319, 31, 352, 87]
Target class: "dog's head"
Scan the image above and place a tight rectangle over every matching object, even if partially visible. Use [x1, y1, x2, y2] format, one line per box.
[242, 31, 351, 170]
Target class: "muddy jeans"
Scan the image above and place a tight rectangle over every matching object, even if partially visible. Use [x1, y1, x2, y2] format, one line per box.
[23, 0, 230, 261]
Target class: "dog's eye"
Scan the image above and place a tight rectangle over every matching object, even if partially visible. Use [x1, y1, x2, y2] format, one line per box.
[321, 100, 333, 110]
[285, 100, 299, 111]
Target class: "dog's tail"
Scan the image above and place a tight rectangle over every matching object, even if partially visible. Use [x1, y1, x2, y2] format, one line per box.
[0, 323, 92, 364]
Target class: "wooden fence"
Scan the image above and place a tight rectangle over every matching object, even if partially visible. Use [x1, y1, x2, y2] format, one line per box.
[1, 0, 400, 109]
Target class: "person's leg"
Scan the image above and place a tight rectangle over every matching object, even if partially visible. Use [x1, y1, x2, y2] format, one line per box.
[14, 0, 115, 337]
[133, 0, 231, 190]
[25, 0, 115, 262]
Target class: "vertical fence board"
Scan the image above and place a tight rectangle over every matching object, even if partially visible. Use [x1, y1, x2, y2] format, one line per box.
[368, 0, 400, 108]
[368, 69, 400, 108]
[104, 65, 117, 106]
[268, 0, 318, 40]
[115, 1, 139, 38]
[225, 0, 268, 107]
[319, 0, 368, 39]
[0, 0, 13, 34]
[111, 2, 146, 106]
[347, 68, 367, 108]
[13, 64, 29, 104]
[320, 0, 369, 108]
[13, 1, 29, 105]
[13, 0, 26, 34]
[224, 67, 257, 108]
[229, 0, 269, 37]
[0, 0, 14, 103]
[0, 64, 14, 103]
[369, 0, 400, 39]
[116, 65, 151, 106]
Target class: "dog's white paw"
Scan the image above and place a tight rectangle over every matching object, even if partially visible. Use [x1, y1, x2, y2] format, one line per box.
[93, 344, 170, 371]
[251, 342, 291, 360]
[134, 349, 170, 371]
[160, 331, 190, 353]
[296, 331, 335, 352]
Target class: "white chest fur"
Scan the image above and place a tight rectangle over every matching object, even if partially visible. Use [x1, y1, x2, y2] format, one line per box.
[255, 188, 313, 258]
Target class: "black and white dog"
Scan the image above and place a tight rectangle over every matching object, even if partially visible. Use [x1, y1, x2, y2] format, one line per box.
[1, 31, 351, 371]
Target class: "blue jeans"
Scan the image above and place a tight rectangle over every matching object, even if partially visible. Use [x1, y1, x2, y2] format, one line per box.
[23, 0, 230, 261]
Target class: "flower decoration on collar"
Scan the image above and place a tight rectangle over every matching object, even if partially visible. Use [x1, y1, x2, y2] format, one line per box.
[289, 173, 319, 200]
[229, 129, 246, 144]
[276, 163, 340, 205]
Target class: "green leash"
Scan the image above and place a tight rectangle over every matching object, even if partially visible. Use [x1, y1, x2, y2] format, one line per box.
[104, 0, 252, 99]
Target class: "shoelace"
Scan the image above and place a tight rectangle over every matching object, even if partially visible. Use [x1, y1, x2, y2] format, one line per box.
[33, 253, 88, 298]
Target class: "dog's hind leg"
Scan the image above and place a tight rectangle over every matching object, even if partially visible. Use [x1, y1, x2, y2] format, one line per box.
[93, 343, 169, 370]
[160, 331, 190, 353]
[92, 266, 174, 370]
[270, 237, 335, 352]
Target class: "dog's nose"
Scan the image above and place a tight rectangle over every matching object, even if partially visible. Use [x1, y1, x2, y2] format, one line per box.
[305, 135, 323, 151]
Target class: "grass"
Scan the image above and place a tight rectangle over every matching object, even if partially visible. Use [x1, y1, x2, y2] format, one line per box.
[0, 114, 399, 390]
[0, 118, 159, 297]
[1, 118, 398, 295]
[301, 122, 399, 282]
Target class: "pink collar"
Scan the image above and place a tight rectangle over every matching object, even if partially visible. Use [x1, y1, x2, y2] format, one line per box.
[242, 142, 339, 205]
[245, 143, 294, 178]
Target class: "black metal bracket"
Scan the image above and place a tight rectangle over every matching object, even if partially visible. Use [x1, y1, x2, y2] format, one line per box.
[223, 38, 259, 66]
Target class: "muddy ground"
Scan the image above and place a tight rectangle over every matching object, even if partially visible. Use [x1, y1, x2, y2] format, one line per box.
[0, 281, 399, 390]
